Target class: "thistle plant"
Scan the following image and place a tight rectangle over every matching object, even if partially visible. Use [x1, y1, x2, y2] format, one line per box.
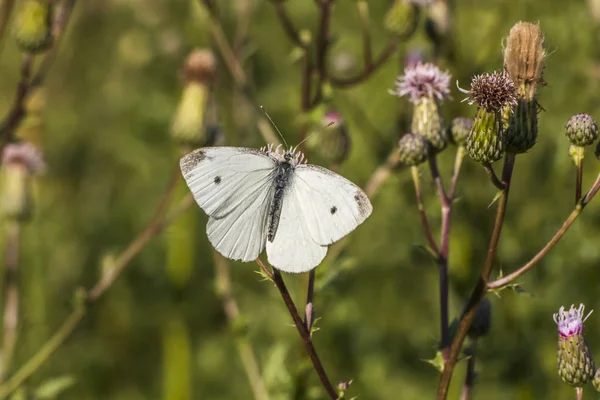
[1, 4, 600, 400]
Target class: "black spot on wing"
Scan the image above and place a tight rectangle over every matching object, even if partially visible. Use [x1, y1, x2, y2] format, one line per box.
[180, 149, 207, 175]
[214, 176, 221, 184]
[330, 206, 337, 215]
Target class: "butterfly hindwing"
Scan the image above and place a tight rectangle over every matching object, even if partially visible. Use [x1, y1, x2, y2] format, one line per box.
[265, 180, 327, 273]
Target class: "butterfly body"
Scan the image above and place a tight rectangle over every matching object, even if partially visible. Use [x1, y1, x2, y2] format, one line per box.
[180, 144, 372, 273]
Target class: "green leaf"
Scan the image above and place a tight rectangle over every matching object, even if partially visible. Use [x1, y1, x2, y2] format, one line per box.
[34, 375, 76, 399]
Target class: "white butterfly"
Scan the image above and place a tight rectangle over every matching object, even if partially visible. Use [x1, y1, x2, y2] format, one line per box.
[180, 144, 373, 273]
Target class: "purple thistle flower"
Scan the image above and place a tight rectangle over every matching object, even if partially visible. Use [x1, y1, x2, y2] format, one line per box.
[2, 142, 45, 174]
[389, 62, 451, 104]
[553, 304, 593, 338]
[458, 71, 518, 113]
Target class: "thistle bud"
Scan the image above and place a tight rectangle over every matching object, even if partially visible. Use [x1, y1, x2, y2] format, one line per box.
[565, 114, 598, 147]
[384, 0, 418, 35]
[506, 99, 538, 153]
[13, 0, 53, 54]
[467, 297, 491, 339]
[449, 117, 473, 146]
[461, 71, 517, 164]
[503, 22, 546, 102]
[593, 368, 600, 392]
[170, 49, 217, 147]
[397, 133, 429, 166]
[553, 304, 595, 387]
[306, 112, 350, 165]
[1, 142, 45, 221]
[390, 62, 451, 152]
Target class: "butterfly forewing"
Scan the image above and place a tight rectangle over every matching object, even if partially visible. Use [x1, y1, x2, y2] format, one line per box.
[180, 147, 276, 261]
[292, 165, 373, 245]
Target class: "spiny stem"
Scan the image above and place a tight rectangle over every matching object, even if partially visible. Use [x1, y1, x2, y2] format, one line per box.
[410, 166, 440, 256]
[437, 153, 515, 399]
[304, 269, 316, 332]
[487, 171, 600, 290]
[264, 265, 338, 399]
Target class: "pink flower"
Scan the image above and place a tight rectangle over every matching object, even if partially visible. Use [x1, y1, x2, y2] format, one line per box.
[389, 62, 451, 104]
[553, 304, 593, 338]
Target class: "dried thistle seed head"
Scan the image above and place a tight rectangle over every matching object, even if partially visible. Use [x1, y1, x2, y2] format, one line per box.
[460, 71, 518, 113]
[449, 117, 474, 146]
[397, 133, 429, 166]
[554, 304, 596, 387]
[182, 49, 217, 84]
[503, 22, 546, 101]
[389, 62, 451, 104]
[565, 114, 599, 147]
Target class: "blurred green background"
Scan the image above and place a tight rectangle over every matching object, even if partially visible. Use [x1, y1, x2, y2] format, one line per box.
[1, 0, 600, 399]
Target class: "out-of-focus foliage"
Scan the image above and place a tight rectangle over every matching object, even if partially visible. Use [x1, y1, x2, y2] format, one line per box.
[1, 0, 600, 399]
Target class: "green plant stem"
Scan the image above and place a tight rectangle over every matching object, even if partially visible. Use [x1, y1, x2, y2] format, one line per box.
[449, 146, 465, 200]
[329, 5, 420, 88]
[0, 0, 15, 56]
[460, 339, 477, 400]
[304, 269, 315, 332]
[410, 166, 440, 256]
[575, 157, 583, 203]
[270, 0, 307, 49]
[487, 171, 600, 290]
[214, 253, 270, 400]
[576, 387, 583, 400]
[483, 163, 506, 190]
[0, 221, 21, 382]
[437, 153, 515, 399]
[356, 1, 372, 69]
[0, 172, 190, 398]
[262, 263, 337, 399]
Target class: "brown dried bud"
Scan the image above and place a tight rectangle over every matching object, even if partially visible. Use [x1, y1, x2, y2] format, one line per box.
[182, 49, 217, 84]
[503, 22, 545, 101]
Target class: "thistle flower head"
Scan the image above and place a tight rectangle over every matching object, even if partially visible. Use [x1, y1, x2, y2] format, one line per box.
[554, 304, 596, 387]
[1, 142, 45, 174]
[389, 62, 451, 104]
[459, 71, 518, 113]
[553, 304, 592, 338]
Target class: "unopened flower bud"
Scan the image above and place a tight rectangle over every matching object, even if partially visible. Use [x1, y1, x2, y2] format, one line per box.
[1, 142, 45, 221]
[449, 117, 473, 146]
[554, 304, 595, 387]
[506, 99, 538, 153]
[411, 97, 447, 151]
[384, 0, 418, 35]
[306, 112, 350, 165]
[170, 49, 217, 147]
[503, 22, 546, 101]
[565, 114, 598, 147]
[466, 108, 505, 164]
[13, 0, 53, 54]
[593, 368, 600, 392]
[397, 133, 429, 166]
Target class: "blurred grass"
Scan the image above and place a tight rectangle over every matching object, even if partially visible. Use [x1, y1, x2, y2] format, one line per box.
[0, 0, 600, 399]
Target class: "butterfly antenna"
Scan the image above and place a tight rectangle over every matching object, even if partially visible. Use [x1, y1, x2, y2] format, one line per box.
[295, 120, 335, 149]
[260, 106, 288, 148]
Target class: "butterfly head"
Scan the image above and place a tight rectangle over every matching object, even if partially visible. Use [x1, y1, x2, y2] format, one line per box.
[263, 144, 307, 167]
